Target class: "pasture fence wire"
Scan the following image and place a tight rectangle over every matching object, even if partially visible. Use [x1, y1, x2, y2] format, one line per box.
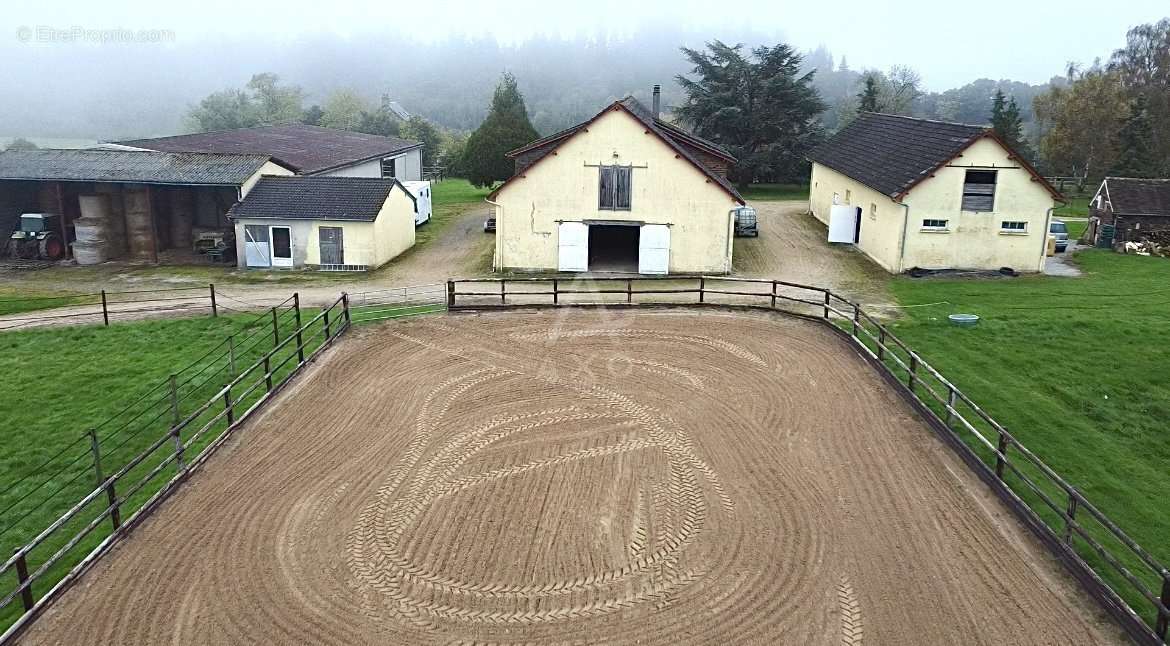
[447, 275, 1169, 646]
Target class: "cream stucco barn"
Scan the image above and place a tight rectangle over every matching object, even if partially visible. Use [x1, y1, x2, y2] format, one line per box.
[808, 113, 1063, 273]
[487, 95, 744, 274]
[227, 176, 416, 270]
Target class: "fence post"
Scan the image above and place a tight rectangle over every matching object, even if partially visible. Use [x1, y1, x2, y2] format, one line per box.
[699, 277, 705, 303]
[851, 303, 860, 338]
[907, 355, 918, 392]
[100, 289, 109, 326]
[1063, 489, 1079, 545]
[293, 294, 305, 365]
[626, 279, 632, 304]
[209, 284, 217, 317]
[169, 375, 184, 471]
[223, 386, 235, 425]
[877, 328, 887, 361]
[323, 307, 332, 340]
[13, 549, 33, 611]
[342, 292, 351, 327]
[994, 432, 1010, 479]
[1156, 571, 1169, 638]
[822, 291, 830, 319]
[446, 280, 455, 309]
[88, 429, 120, 530]
[770, 280, 777, 308]
[500, 280, 506, 304]
[263, 355, 273, 392]
[944, 387, 957, 426]
[552, 279, 558, 305]
[271, 307, 280, 347]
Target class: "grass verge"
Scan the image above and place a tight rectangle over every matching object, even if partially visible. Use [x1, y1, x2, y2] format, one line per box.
[741, 183, 809, 201]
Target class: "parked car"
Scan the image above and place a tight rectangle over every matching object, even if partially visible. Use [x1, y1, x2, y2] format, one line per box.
[484, 214, 496, 233]
[1050, 220, 1069, 253]
[732, 206, 758, 237]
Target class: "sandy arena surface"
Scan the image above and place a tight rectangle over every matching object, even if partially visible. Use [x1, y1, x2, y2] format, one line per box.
[20, 309, 1118, 645]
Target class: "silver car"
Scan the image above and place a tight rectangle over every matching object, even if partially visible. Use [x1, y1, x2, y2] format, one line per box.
[1050, 220, 1069, 253]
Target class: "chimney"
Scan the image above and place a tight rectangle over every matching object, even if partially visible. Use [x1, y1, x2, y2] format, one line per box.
[652, 85, 661, 120]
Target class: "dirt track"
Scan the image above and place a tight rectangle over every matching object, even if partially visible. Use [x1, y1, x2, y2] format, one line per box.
[21, 310, 1117, 645]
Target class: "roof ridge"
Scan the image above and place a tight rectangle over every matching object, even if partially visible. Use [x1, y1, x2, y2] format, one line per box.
[3, 148, 270, 159]
[1106, 176, 1170, 182]
[860, 111, 989, 130]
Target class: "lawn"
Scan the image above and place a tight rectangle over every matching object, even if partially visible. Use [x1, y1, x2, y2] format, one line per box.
[416, 178, 490, 247]
[885, 250, 1170, 625]
[1054, 196, 1090, 219]
[742, 183, 809, 201]
[0, 288, 90, 316]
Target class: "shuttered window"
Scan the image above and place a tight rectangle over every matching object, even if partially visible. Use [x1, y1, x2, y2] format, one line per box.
[599, 165, 633, 210]
[962, 170, 997, 211]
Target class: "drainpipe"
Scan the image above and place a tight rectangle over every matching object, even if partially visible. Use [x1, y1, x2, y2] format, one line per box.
[485, 196, 503, 271]
[896, 201, 911, 273]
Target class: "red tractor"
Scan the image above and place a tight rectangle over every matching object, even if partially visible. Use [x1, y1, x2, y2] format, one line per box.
[7, 213, 65, 260]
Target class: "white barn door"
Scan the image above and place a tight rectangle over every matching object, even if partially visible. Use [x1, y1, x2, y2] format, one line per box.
[829, 205, 860, 243]
[638, 224, 670, 275]
[244, 225, 270, 268]
[558, 222, 588, 272]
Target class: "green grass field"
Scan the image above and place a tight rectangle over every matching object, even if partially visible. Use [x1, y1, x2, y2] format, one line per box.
[0, 288, 91, 317]
[742, 183, 809, 201]
[416, 179, 490, 247]
[1054, 196, 1090, 219]
[884, 250, 1170, 624]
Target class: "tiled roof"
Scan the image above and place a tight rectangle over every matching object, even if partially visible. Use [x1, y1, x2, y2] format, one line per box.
[497, 97, 744, 204]
[1103, 177, 1170, 216]
[808, 113, 987, 198]
[0, 149, 270, 185]
[227, 176, 410, 221]
[120, 124, 421, 175]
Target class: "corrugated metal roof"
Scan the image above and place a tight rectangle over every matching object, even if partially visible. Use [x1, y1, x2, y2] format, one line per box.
[227, 176, 411, 221]
[120, 124, 421, 175]
[0, 149, 272, 185]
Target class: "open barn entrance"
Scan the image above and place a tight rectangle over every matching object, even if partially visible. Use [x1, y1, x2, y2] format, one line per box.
[588, 224, 639, 273]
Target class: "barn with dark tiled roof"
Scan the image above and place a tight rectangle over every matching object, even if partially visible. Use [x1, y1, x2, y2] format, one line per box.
[807, 112, 1062, 274]
[1088, 177, 1170, 247]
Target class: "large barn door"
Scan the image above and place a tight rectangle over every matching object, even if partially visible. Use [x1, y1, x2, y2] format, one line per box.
[829, 205, 860, 243]
[638, 224, 670, 275]
[319, 227, 344, 265]
[558, 222, 588, 272]
[244, 225, 270, 268]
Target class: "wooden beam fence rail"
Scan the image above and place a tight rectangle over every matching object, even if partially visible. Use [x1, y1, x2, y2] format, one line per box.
[445, 276, 1169, 643]
[0, 294, 351, 643]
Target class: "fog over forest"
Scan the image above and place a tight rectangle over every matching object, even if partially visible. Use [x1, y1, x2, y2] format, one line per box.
[0, 24, 1107, 143]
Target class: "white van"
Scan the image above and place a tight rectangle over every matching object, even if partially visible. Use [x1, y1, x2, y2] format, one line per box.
[401, 180, 433, 226]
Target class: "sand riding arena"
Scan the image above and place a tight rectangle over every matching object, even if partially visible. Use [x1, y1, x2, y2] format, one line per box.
[21, 308, 1117, 645]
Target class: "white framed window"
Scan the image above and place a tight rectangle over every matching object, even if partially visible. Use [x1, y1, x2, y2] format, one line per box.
[1000, 220, 1027, 233]
[922, 218, 949, 231]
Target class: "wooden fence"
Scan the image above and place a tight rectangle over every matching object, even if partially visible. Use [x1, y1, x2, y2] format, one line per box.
[0, 293, 351, 642]
[447, 275, 1169, 645]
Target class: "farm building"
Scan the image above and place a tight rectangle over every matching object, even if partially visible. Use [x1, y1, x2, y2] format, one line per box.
[1086, 177, 1170, 248]
[488, 90, 743, 274]
[0, 148, 292, 263]
[118, 124, 423, 181]
[227, 176, 416, 270]
[808, 113, 1063, 273]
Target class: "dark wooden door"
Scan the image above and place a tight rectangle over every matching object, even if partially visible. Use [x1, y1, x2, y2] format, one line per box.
[319, 227, 344, 265]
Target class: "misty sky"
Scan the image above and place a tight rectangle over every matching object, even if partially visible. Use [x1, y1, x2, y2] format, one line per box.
[6, 0, 1166, 89]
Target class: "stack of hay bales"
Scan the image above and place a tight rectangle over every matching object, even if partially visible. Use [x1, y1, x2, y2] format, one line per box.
[73, 194, 113, 265]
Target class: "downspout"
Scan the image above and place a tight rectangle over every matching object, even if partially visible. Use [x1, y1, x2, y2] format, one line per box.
[1038, 203, 1061, 272]
[896, 200, 911, 273]
[485, 196, 502, 271]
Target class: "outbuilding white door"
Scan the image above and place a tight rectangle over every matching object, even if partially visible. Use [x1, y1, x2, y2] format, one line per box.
[244, 225, 270, 268]
[638, 224, 670, 275]
[270, 226, 294, 268]
[558, 222, 588, 272]
[828, 205, 860, 243]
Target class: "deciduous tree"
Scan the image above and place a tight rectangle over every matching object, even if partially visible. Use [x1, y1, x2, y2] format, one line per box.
[462, 73, 540, 188]
[400, 116, 443, 168]
[320, 89, 369, 131]
[1113, 94, 1157, 177]
[675, 40, 826, 187]
[1033, 67, 1128, 179]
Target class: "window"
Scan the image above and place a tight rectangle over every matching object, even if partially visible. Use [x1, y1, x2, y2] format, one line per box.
[962, 170, 997, 211]
[922, 218, 949, 230]
[599, 165, 632, 210]
[381, 157, 398, 178]
[869, 203, 878, 220]
[1001, 221, 1027, 232]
